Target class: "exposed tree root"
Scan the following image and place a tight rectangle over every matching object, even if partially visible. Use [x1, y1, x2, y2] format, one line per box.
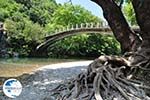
[51, 55, 150, 100]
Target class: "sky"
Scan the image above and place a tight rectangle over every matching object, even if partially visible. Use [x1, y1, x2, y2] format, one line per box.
[55, 0, 105, 20]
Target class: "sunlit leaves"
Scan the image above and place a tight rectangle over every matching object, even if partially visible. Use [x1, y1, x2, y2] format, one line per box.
[123, 3, 137, 25]
[0, 0, 22, 22]
[45, 3, 102, 33]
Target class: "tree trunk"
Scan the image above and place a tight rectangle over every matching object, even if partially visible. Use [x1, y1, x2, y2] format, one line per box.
[0, 24, 8, 57]
[131, 0, 150, 95]
[51, 0, 150, 99]
[91, 0, 141, 53]
[132, 0, 150, 62]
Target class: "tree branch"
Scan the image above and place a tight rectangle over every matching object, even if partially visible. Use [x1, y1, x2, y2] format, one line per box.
[131, 0, 150, 66]
[132, 0, 150, 39]
[91, 0, 141, 53]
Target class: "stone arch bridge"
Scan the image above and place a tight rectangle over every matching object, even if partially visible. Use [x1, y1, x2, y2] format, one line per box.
[36, 22, 139, 52]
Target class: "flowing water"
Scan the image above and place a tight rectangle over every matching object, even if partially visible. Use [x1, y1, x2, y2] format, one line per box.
[0, 58, 93, 100]
[0, 58, 82, 77]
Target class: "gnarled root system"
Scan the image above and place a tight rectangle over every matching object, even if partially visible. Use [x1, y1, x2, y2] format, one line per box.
[51, 55, 150, 100]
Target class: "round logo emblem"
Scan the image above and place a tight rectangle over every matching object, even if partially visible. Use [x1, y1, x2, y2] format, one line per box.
[3, 79, 22, 98]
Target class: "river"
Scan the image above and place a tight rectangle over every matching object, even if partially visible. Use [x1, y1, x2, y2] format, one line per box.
[0, 58, 93, 100]
[0, 58, 86, 77]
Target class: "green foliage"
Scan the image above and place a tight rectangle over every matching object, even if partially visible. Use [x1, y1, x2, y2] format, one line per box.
[53, 4, 100, 25]
[123, 3, 137, 25]
[114, 0, 136, 25]
[45, 4, 101, 34]
[5, 13, 46, 41]
[5, 17, 46, 56]
[0, 0, 120, 57]
[26, 0, 57, 25]
[0, 0, 22, 22]
[48, 34, 120, 58]
[0, 0, 53, 56]
[14, 0, 57, 26]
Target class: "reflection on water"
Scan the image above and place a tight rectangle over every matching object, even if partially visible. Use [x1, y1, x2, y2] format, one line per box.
[0, 58, 80, 77]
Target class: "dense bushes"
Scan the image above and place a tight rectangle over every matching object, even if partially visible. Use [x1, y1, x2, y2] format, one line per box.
[0, 0, 121, 58]
[48, 34, 120, 58]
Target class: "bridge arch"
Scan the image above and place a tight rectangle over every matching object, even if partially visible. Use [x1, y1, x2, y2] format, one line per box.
[36, 27, 113, 52]
[36, 22, 139, 52]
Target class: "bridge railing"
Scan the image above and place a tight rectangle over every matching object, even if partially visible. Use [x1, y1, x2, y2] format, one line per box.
[45, 22, 109, 36]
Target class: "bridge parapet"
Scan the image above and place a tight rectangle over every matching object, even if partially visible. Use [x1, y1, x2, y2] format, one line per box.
[45, 22, 109, 37]
[37, 22, 139, 51]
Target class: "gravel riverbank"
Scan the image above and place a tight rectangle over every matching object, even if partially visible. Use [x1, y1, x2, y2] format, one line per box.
[0, 61, 92, 100]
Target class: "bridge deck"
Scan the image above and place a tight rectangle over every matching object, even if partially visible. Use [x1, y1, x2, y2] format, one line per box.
[36, 25, 140, 52]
